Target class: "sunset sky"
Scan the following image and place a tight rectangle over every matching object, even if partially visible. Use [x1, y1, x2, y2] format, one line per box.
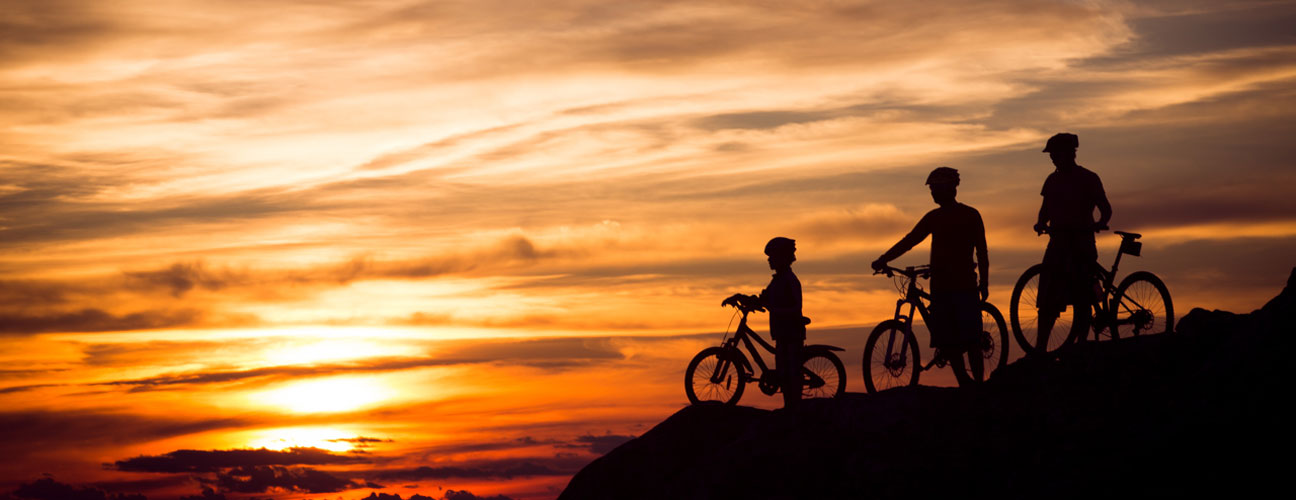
[3, 1, 1295, 499]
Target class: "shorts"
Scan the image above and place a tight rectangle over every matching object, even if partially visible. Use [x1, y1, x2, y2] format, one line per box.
[928, 291, 981, 352]
[1038, 231, 1098, 316]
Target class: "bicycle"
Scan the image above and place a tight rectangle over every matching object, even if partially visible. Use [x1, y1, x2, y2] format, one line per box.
[1009, 229, 1174, 356]
[863, 264, 1009, 393]
[685, 297, 846, 405]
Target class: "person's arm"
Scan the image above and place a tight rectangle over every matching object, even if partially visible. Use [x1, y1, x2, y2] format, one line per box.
[873, 214, 932, 270]
[1094, 176, 1112, 231]
[975, 211, 990, 301]
[1034, 176, 1052, 234]
[1033, 203, 1050, 234]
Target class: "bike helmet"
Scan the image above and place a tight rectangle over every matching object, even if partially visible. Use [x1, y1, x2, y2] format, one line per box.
[1042, 132, 1078, 152]
[764, 237, 796, 257]
[925, 166, 960, 186]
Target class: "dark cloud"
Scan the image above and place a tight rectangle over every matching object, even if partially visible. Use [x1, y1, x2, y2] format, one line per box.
[205, 465, 362, 494]
[0, 308, 205, 335]
[442, 490, 515, 500]
[0, 383, 64, 395]
[97, 336, 625, 391]
[8, 477, 145, 500]
[358, 492, 435, 500]
[1094, 2, 1296, 60]
[113, 447, 367, 473]
[0, 183, 331, 249]
[178, 488, 226, 500]
[562, 434, 636, 454]
[327, 437, 394, 448]
[375, 460, 567, 480]
[97, 357, 463, 391]
[0, 411, 250, 456]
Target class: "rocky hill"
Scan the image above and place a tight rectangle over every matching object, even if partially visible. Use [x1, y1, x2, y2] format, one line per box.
[559, 268, 1294, 499]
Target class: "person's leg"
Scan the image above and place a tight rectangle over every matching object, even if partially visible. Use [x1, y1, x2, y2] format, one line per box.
[777, 338, 802, 408]
[949, 354, 973, 387]
[1034, 310, 1058, 357]
[968, 343, 985, 382]
[958, 292, 984, 385]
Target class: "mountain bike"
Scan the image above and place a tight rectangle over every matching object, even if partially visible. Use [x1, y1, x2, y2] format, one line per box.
[863, 264, 1009, 393]
[685, 298, 846, 405]
[1010, 229, 1174, 356]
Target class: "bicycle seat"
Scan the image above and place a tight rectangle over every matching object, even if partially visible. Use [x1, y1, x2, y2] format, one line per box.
[1114, 230, 1141, 240]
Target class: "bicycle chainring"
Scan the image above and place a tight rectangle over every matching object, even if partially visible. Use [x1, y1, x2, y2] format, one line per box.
[758, 370, 781, 395]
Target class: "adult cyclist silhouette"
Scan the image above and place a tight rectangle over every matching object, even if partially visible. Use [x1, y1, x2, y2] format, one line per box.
[871, 167, 988, 386]
[1031, 132, 1112, 355]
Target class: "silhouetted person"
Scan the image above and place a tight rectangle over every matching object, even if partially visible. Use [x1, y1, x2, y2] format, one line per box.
[872, 167, 988, 386]
[725, 237, 804, 408]
[1032, 132, 1112, 355]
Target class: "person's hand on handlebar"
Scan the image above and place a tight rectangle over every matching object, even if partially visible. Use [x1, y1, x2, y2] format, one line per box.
[1093, 222, 1109, 233]
[1033, 222, 1049, 235]
[721, 293, 762, 311]
[870, 258, 888, 274]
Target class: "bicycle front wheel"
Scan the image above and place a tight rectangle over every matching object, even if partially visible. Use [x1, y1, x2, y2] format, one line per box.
[801, 350, 846, 399]
[961, 302, 1009, 382]
[1010, 264, 1080, 356]
[1112, 271, 1174, 338]
[863, 320, 920, 393]
[684, 346, 747, 405]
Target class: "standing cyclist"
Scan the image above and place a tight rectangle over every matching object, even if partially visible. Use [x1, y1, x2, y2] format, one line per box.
[871, 167, 989, 386]
[1032, 132, 1112, 355]
[724, 237, 804, 408]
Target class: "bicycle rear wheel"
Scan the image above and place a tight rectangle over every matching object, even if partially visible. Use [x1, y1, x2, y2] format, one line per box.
[863, 320, 920, 393]
[801, 350, 846, 399]
[961, 302, 1009, 382]
[1010, 264, 1081, 356]
[1112, 271, 1174, 337]
[684, 346, 747, 405]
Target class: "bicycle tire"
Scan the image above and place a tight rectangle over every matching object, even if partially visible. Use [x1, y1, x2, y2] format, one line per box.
[684, 346, 748, 405]
[863, 320, 920, 393]
[800, 350, 846, 399]
[961, 302, 1009, 382]
[1111, 271, 1174, 338]
[1010, 263, 1081, 356]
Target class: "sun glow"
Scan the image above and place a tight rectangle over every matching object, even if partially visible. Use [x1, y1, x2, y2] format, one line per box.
[254, 376, 394, 414]
[244, 427, 369, 452]
[260, 338, 412, 366]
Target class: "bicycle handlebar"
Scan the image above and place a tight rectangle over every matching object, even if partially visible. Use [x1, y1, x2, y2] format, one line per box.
[1035, 223, 1109, 236]
[872, 264, 930, 280]
[721, 294, 765, 313]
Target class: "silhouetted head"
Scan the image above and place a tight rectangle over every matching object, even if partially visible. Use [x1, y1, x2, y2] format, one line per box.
[1043, 133, 1078, 170]
[925, 166, 959, 206]
[764, 237, 796, 270]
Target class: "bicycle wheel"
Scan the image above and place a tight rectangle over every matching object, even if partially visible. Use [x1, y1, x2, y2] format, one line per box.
[1111, 271, 1174, 338]
[800, 350, 846, 399]
[863, 320, 920, 393]
[1010, 264, 1080, 356]
[684, 346, 747, 405]
[961, 302, 1009, 382]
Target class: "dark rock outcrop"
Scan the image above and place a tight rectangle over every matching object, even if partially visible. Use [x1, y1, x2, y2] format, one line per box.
[560, 268, 1294, 499]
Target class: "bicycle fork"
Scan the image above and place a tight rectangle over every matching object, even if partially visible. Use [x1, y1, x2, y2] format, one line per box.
[885, 299, 915, 370]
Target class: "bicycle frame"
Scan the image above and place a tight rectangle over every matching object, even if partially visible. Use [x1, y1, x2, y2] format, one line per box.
[1084, 233, 1153, 338]
[879, 267, 947, 373]
[723, 309, 779, 378]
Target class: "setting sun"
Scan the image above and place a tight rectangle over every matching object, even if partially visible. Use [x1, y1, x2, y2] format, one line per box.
[255, 377, 395, 414]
